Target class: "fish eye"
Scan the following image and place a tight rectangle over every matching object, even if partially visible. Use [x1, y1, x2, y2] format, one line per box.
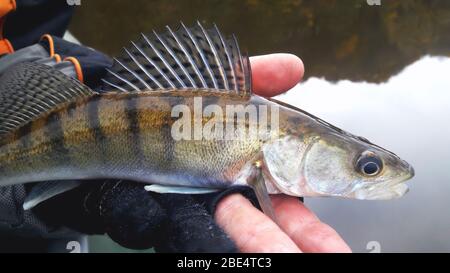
[356, 151, 383, 177]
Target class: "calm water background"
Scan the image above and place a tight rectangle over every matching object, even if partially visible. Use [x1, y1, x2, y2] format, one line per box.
[69, 0, 450, 252]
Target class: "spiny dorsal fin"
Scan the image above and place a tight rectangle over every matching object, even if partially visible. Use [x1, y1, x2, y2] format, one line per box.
[0, 62, 95, 138]
[102, 21, 252, 95]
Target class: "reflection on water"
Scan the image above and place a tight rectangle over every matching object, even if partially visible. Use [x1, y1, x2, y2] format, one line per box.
[68, 1, 450, 252]
[69, 0, 450, 82]
[278, 56, 450, 252]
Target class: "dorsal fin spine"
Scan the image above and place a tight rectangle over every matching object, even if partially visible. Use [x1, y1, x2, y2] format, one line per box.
[244, 56, 252, 94]
[214, 24, 238, 92]
[233, 34, 249, 94]
[181, 22, 219, 89]
[101, 78, 128, 92]
[124, 47, 159, 89]
[132, 39, 176, 88]
[115, 55, 152, 90]
[197, 21, 229, 90]
[128, 41, 164, 89]
[141, 33, 186, 88]
[101, 22, 252, 95]
[106, 67, 139, 91]
[166, 25, 207, 88]
[113, 58, 143, 91]
[153, 30, 197, 88]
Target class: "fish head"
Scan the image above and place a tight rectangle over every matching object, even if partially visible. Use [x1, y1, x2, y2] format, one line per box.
[256, 96, 414, 200]
[301, 131, 415, 200]
[262, 130, 414, 200]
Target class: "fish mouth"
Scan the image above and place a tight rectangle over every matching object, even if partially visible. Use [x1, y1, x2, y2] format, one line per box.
[353, 167, 415, 200]
[358, 183, 409, 200]
[354, 182, 409, 200]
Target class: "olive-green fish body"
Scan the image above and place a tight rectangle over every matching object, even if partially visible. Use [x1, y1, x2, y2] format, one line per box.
[0, 22, 414, 212]
[0, 90, 270, 189]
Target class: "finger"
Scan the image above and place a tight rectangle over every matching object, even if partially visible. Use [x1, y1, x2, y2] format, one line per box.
[272, 195, 352, 253]
[250, 53, 304, 97]
[215, 193, 301, 253]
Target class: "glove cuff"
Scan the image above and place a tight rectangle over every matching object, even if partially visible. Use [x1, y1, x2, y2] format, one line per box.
[196, 186, 304, 216]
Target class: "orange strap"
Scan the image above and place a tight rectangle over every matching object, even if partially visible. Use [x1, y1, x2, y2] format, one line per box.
[0, 0, 16, 55]
[0, 37, 13, 54]
[53, 53, 61, 63]
[64, 56, 84, 83]
[0, 0, 15, 16]
[41, 35, 83, 82]
[40, 34, 55, 56]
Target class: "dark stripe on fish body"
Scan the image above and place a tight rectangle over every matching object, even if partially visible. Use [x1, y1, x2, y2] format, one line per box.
[66, 101, 78, 118]
[204, 94, 220, 106]
[45, 111, 71, 163]
[124, 93, 145, 164]
[87, 95, 108, 161]
[160, 121, 175, 169]
[151, 96, 176, 170]
[1, 120, 33, 170]
[160, 96, 182, 169]
[16, 121, 33, 150]
[159, 96, 178, 169]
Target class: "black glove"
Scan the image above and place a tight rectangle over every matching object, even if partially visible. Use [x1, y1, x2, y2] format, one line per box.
[31, 180, 261, 252]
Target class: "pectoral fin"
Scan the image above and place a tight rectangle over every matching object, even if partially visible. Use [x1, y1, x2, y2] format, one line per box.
[248, 162, 278, 224]
[23, 180, 82, 210]
[144, 184, 220, 194]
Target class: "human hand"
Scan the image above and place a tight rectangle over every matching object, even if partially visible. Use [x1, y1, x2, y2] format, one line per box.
[215, 54, 352, 253]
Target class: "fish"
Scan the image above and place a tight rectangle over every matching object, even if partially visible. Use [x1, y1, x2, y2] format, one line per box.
[0, 22, 414, 218]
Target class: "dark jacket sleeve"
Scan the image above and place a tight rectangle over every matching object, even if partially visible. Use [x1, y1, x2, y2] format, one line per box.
[4, 0, 75, 51]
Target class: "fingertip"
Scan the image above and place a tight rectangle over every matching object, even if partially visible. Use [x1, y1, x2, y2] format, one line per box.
[250, 53, 304, 97]
[271, 195, 352, 253]
[215, 194, 301, 253]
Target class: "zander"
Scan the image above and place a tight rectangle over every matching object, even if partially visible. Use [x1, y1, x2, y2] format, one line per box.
[0, 22, 414, 217]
